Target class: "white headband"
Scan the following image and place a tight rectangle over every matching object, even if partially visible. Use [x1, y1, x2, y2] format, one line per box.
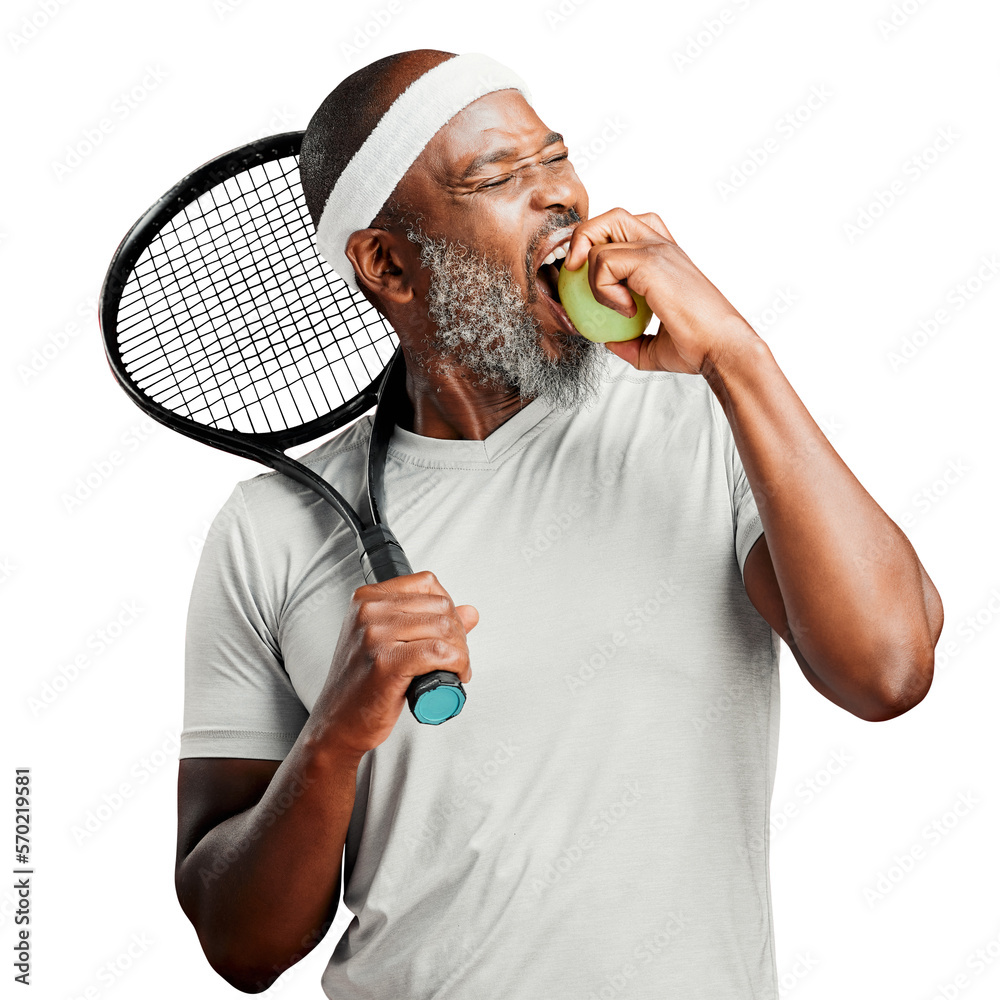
[314, 52, 532, 293]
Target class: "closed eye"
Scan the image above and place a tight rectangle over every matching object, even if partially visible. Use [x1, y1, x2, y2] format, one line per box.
[477, 153, 570, 190]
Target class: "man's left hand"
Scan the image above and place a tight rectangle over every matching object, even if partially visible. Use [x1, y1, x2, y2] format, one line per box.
[562, 207, 755, 374]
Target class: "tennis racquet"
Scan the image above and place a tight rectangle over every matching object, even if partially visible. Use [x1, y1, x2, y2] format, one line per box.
[98, 130, 466, 726]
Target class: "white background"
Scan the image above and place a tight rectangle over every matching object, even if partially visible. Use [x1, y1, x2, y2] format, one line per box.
[3, 0, 998, 997]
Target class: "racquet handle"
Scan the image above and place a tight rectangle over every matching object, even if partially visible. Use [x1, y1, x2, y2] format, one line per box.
[357, 525, 467, 726]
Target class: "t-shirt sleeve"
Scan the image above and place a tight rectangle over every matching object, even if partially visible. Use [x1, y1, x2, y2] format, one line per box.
[711, 397, 765, 583]
[180, 483, 309, 760]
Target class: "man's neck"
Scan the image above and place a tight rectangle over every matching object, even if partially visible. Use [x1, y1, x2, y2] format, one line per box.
[400, 365, 533, 441]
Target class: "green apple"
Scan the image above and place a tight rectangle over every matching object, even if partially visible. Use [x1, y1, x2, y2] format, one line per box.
[556, 259, 653, 343]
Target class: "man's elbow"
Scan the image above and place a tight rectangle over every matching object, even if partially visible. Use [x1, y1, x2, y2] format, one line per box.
[214, 965, 280, 995]
[202, 939, 283, 994]
[175, 875, 283, 994]
[861, 644, 935, 722]
[861, 563, 943, 722]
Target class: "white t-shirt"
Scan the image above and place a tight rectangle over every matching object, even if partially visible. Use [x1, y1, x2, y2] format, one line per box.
[181, 352, 780, 999]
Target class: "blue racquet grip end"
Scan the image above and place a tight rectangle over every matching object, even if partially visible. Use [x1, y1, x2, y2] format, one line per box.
[411, 678, 466, 725]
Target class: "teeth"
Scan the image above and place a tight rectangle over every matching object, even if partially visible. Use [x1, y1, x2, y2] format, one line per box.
[539, 240, 571, 269]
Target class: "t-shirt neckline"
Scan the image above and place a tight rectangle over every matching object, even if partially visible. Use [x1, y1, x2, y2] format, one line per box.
[387, 394, 556, 467]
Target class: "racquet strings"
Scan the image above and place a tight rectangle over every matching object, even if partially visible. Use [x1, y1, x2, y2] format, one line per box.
[113, 151, 398, 436]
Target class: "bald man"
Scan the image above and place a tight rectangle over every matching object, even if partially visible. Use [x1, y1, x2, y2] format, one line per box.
[174, 50, 942, 998]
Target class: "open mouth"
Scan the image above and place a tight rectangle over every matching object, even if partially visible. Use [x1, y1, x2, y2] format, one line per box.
[536, 259, 563, 302]
[533, 238, 578, 335]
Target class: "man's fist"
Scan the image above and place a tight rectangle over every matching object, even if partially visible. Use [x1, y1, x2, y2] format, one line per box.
[309, 571, 478, 757]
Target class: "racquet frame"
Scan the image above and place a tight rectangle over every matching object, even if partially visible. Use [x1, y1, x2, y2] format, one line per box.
[98, 131, 466, 724]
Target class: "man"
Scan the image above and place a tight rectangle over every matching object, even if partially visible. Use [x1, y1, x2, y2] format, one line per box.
[174, 49, 943, 998]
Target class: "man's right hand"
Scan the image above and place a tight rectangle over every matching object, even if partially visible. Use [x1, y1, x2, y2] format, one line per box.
[311, 570, 478, 756]
[177, 571, 476, 990]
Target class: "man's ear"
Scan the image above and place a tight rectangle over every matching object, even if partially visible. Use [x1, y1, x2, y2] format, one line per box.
[345, 229, 415, 305]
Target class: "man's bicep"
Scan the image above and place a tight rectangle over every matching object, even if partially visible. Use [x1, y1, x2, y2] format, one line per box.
[742, 533, 787, 639]
[743, 534, 854, 710]
[175, 757, 281, 869]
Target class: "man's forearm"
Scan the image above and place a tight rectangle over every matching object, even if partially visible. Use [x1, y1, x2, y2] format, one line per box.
[176, 734, 363, 992]
[701, 322, 942, 716]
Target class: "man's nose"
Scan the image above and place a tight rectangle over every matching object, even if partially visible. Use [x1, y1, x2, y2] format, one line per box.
[528, 164, 585, 216]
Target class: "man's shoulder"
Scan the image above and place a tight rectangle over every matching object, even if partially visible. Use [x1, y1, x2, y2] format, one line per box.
[587, 352, 718, 426]
[231, 414, 372, 511]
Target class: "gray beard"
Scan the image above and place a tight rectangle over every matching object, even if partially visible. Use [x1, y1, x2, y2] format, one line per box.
[404, 222, 609, 411]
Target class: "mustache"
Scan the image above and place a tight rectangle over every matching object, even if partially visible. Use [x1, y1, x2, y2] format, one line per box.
[524, 207, 582, 278]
